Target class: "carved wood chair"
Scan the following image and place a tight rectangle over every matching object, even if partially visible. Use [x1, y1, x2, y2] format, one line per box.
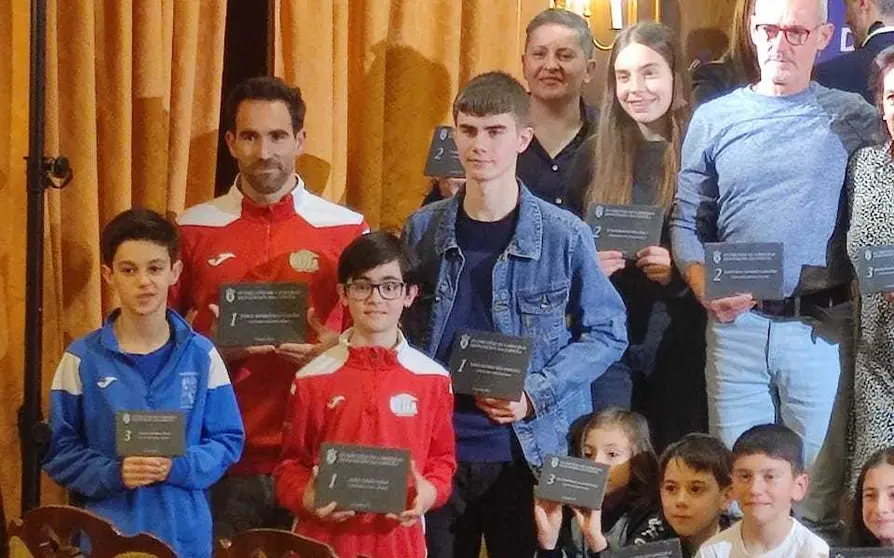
[7, 505, 174, 558]
[215, 528, 339, 558]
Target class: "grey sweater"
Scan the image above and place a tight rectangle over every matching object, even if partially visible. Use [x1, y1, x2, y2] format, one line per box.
[670, 82, 882, 297]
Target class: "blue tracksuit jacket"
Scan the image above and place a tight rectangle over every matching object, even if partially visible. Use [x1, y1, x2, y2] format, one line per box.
[43, 309, 245, 557]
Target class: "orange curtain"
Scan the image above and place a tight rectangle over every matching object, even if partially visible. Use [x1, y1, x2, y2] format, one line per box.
[274, 0, 551, 231]
[0, 0, 227, 516]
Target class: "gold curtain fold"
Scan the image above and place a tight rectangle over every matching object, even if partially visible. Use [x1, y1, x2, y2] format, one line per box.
[274, 0, 552, 231]
[0, 0, 227, 516]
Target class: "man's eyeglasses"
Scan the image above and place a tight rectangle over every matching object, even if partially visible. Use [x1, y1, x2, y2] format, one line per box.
[753, 23, 819, 46]
[344, 280, 406, 301]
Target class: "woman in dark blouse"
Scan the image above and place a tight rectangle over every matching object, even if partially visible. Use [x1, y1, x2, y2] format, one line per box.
[568, 21, 706, 452]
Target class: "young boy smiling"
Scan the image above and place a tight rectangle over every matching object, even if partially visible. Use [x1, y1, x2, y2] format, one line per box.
[696, 424, 829, 558]
[44, 209, 245, 557]
[274, 231, 456, 558]
[629, 433, 733, 556]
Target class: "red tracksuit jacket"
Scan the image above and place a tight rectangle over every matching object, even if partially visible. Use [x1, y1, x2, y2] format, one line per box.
[170, 177, 368, 475]
[274, 330, 456, 558]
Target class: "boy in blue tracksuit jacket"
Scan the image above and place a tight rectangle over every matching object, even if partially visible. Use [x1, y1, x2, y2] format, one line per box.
[43, 208, 245, 557]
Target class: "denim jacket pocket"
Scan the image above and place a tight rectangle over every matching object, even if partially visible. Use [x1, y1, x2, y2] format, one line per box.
[517, 285, 569, 342]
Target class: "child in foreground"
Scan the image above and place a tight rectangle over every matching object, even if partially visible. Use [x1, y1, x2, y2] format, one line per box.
[535, 408, 660, 557]
[696, 424, 828, 558]
[848, 446, 894, 548]
[43, 208, 245, 557]
[273, 231, 456, 558]
[633, 433, 733, 556]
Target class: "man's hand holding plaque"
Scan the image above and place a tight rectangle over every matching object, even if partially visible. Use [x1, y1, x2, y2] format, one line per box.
[700, 242, 784, 323]
[216, 283, 309, 347]
[210, 293, 338, 367]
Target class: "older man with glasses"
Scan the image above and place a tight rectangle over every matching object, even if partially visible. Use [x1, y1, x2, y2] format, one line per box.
[670, 0, 882, 532]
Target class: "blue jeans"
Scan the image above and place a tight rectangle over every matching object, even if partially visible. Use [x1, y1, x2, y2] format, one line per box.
[706, 310, 842, 518]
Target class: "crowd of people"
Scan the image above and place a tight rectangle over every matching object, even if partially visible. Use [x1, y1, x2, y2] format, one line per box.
[38, 0, 894, 556]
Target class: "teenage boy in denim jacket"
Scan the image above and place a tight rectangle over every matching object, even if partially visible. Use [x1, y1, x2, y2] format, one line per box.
[402, 71, 628, 558]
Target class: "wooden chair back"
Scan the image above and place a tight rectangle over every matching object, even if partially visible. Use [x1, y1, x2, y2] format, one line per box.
[215, 528, 339, 558]
[7, 505, 174, 558]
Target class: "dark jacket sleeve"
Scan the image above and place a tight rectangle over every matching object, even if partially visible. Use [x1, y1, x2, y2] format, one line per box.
[691, 60, 741, 107]
[421, 183, 444, 206]
[567, 135, 598, 218]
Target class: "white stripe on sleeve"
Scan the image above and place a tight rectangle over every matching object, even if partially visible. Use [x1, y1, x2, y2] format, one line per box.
[207, 348, 231, 389]
[50, 353, 83, 395]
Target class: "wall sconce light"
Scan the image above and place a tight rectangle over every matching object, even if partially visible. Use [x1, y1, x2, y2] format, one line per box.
[550, 0, 662, 50]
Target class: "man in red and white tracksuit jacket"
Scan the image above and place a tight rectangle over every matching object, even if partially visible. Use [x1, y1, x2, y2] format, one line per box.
[170, 175, 368, 532]
[173, 76, 369, 536]
[274, 329, 456, 558]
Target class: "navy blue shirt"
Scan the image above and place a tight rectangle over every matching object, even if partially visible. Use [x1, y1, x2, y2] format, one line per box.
[816, 26, 894, 104]
[126, 337, 175, 385]
[517, 100, 598, 208]
[435, 203, 519, 462]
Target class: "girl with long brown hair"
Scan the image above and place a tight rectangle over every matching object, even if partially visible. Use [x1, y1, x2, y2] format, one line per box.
[567, 21, 706, 452]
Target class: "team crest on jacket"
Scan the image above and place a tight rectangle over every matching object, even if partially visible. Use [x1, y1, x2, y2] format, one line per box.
[390, 393, 418, 417]
[289, 250, 319, 273]
[180, 372, 198, 409]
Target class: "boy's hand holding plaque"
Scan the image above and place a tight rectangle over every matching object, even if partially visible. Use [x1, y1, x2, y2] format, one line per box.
[314, 443, 410, 515]
[855, 244, 894, 294]
[614, 540, 684, 558]
[704, 242, 784, 300]
[535, 454, 610, 510]
[216, 283, 308, 346]
[448, 330, 532, 401]
[116, 411, 185, 457]
[586, 204, 664, 259]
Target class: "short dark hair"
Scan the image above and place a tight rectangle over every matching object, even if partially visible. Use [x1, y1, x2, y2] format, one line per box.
[101, 208, 179, 266]
[452, 71, 531, 126]
[660, 433, 732, 488]
[731, 424, 805, 474]
[525, 8, 595, 59]
[337, 231, 411, 285]
[224, 76, 306, 133]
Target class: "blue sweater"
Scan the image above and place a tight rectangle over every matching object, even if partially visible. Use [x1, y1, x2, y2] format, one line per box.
[670, 82, 881, 297]
[43, 310, 245, 558]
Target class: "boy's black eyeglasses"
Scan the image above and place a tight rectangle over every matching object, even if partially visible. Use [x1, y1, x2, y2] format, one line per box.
[344, 280, 406, 301]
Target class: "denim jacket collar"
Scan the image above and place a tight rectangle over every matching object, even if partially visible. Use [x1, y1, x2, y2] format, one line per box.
[432, 181, 543, 260]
